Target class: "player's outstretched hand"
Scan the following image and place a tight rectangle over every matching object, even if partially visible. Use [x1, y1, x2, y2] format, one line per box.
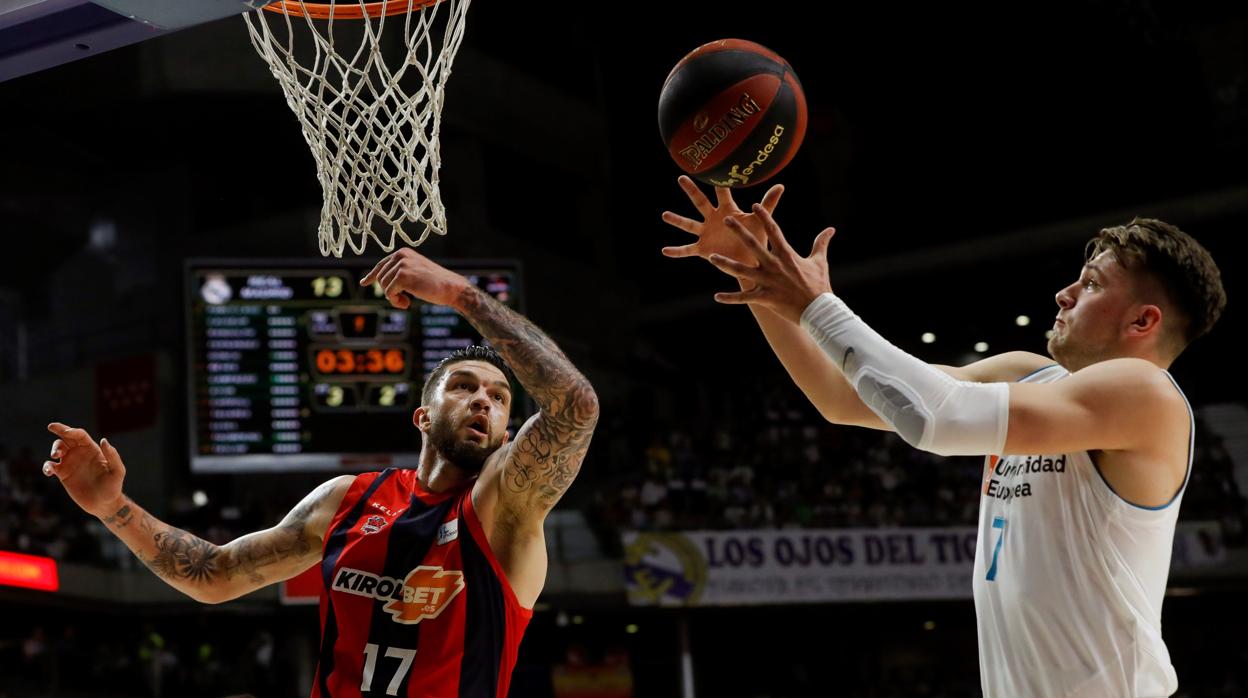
[705, 204, 837, 324]
[660, 175, 784, 264]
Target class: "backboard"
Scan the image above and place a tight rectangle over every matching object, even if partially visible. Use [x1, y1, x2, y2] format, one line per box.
[0, 0, 263, 82]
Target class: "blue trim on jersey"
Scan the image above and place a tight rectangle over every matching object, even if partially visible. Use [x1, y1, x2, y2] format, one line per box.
[1166, 370, 1197, 497]
[1015, 363, 1061, 382]
[1089, 371, 1194, 511]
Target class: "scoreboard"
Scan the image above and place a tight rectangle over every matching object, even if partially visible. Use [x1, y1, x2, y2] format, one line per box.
[186, 259, 523, 473]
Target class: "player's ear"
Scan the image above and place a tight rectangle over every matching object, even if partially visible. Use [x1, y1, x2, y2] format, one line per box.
[1129, 304, 1163, 335]
[414, 407, 432, 433]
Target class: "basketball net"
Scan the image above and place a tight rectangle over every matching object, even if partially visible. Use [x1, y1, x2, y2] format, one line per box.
[244, 0, 471, 257]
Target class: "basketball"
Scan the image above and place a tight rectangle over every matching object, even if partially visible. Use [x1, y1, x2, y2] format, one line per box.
[658, 38, 807, 188]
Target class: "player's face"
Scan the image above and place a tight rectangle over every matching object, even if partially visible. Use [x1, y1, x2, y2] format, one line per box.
[1048, 251, 1139, 370]
[425, 361, 512, 473]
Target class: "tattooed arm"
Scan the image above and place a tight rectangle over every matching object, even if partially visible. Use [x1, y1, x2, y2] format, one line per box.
[43, 422, 352, 604]
[361, 249, 600, 516]
[105, 477, 351, 603]
[454, 284, 600, 515]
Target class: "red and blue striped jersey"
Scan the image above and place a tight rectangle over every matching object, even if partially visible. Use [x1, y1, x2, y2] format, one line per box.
[312, 468, 532, 697]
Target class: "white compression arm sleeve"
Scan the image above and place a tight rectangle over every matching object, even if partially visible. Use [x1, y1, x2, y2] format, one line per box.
[799, 293, 1009, 456]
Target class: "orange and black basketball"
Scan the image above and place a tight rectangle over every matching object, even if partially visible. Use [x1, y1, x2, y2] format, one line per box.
[658, 39, 807, 188]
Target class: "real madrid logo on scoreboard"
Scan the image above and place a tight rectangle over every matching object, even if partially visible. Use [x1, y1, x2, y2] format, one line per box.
[185, 259, 524, 474]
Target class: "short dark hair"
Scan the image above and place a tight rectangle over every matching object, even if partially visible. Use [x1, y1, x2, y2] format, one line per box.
[1086, 217, 1226, 350]
[421, 345, 514, 405]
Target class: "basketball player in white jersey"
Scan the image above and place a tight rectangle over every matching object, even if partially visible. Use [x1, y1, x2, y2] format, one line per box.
[661, 176, 1226, 697]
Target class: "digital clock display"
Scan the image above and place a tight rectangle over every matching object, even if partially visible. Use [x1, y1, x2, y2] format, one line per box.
[313, 347, 408, 375]
[186, 259, 522, 473]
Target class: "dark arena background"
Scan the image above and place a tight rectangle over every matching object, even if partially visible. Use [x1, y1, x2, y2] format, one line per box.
[2, 1, 1247, 696]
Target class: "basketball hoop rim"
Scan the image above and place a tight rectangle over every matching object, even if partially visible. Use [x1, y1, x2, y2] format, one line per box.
[262, 0, 444, 20]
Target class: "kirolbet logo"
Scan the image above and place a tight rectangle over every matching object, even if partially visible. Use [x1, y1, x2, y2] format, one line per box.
[332, 566, 466, 625]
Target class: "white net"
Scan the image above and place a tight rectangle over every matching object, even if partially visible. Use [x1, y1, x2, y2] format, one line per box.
[244, 0, 472, 257]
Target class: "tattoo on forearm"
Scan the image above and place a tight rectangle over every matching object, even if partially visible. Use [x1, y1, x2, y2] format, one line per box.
[103, 504, 134, 529]
[145, 529, 219, 583]
[135, 480, 330, 589]
[457, 286, 599, 506]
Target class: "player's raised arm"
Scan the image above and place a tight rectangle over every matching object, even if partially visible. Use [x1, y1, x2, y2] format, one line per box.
[660, 177, 1050, 430]
[361, 248, 600, 517]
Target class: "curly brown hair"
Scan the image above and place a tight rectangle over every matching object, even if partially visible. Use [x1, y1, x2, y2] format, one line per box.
[1085, 218, 1226, 351]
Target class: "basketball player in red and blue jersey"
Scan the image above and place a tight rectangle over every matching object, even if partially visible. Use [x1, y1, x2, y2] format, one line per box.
[662, 176, 1226, 696]
[41, 247, 599, 697]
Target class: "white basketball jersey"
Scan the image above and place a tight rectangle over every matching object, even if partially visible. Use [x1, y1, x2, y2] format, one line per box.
[972, 364, 1193, 698]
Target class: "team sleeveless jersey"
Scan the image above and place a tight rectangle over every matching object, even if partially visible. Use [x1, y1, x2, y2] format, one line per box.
[312, 468, 532, 698]
[972, 364, 1193, 698]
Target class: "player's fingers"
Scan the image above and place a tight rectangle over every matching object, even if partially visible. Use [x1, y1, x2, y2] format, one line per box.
[760, 184, 785, 213]
[661, 244, 702, 259]
[713, 186, 737, 211]
[677, 176, 716, 218]
[706, 253, 761, 280]
[724, 217, 770, 258]
[713, 288, 762, 305]
[359, 254, 391, 286]
[361, 253, 400, 287]
[382, 277, 409, 309]
[101, 438, 126, 477]
[48, 423, 94, 447]
[809, 227, 837, 260]
[752, 204, 798, 258]
[377, 260, 406, 293]
[660, 211, 702, 237]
